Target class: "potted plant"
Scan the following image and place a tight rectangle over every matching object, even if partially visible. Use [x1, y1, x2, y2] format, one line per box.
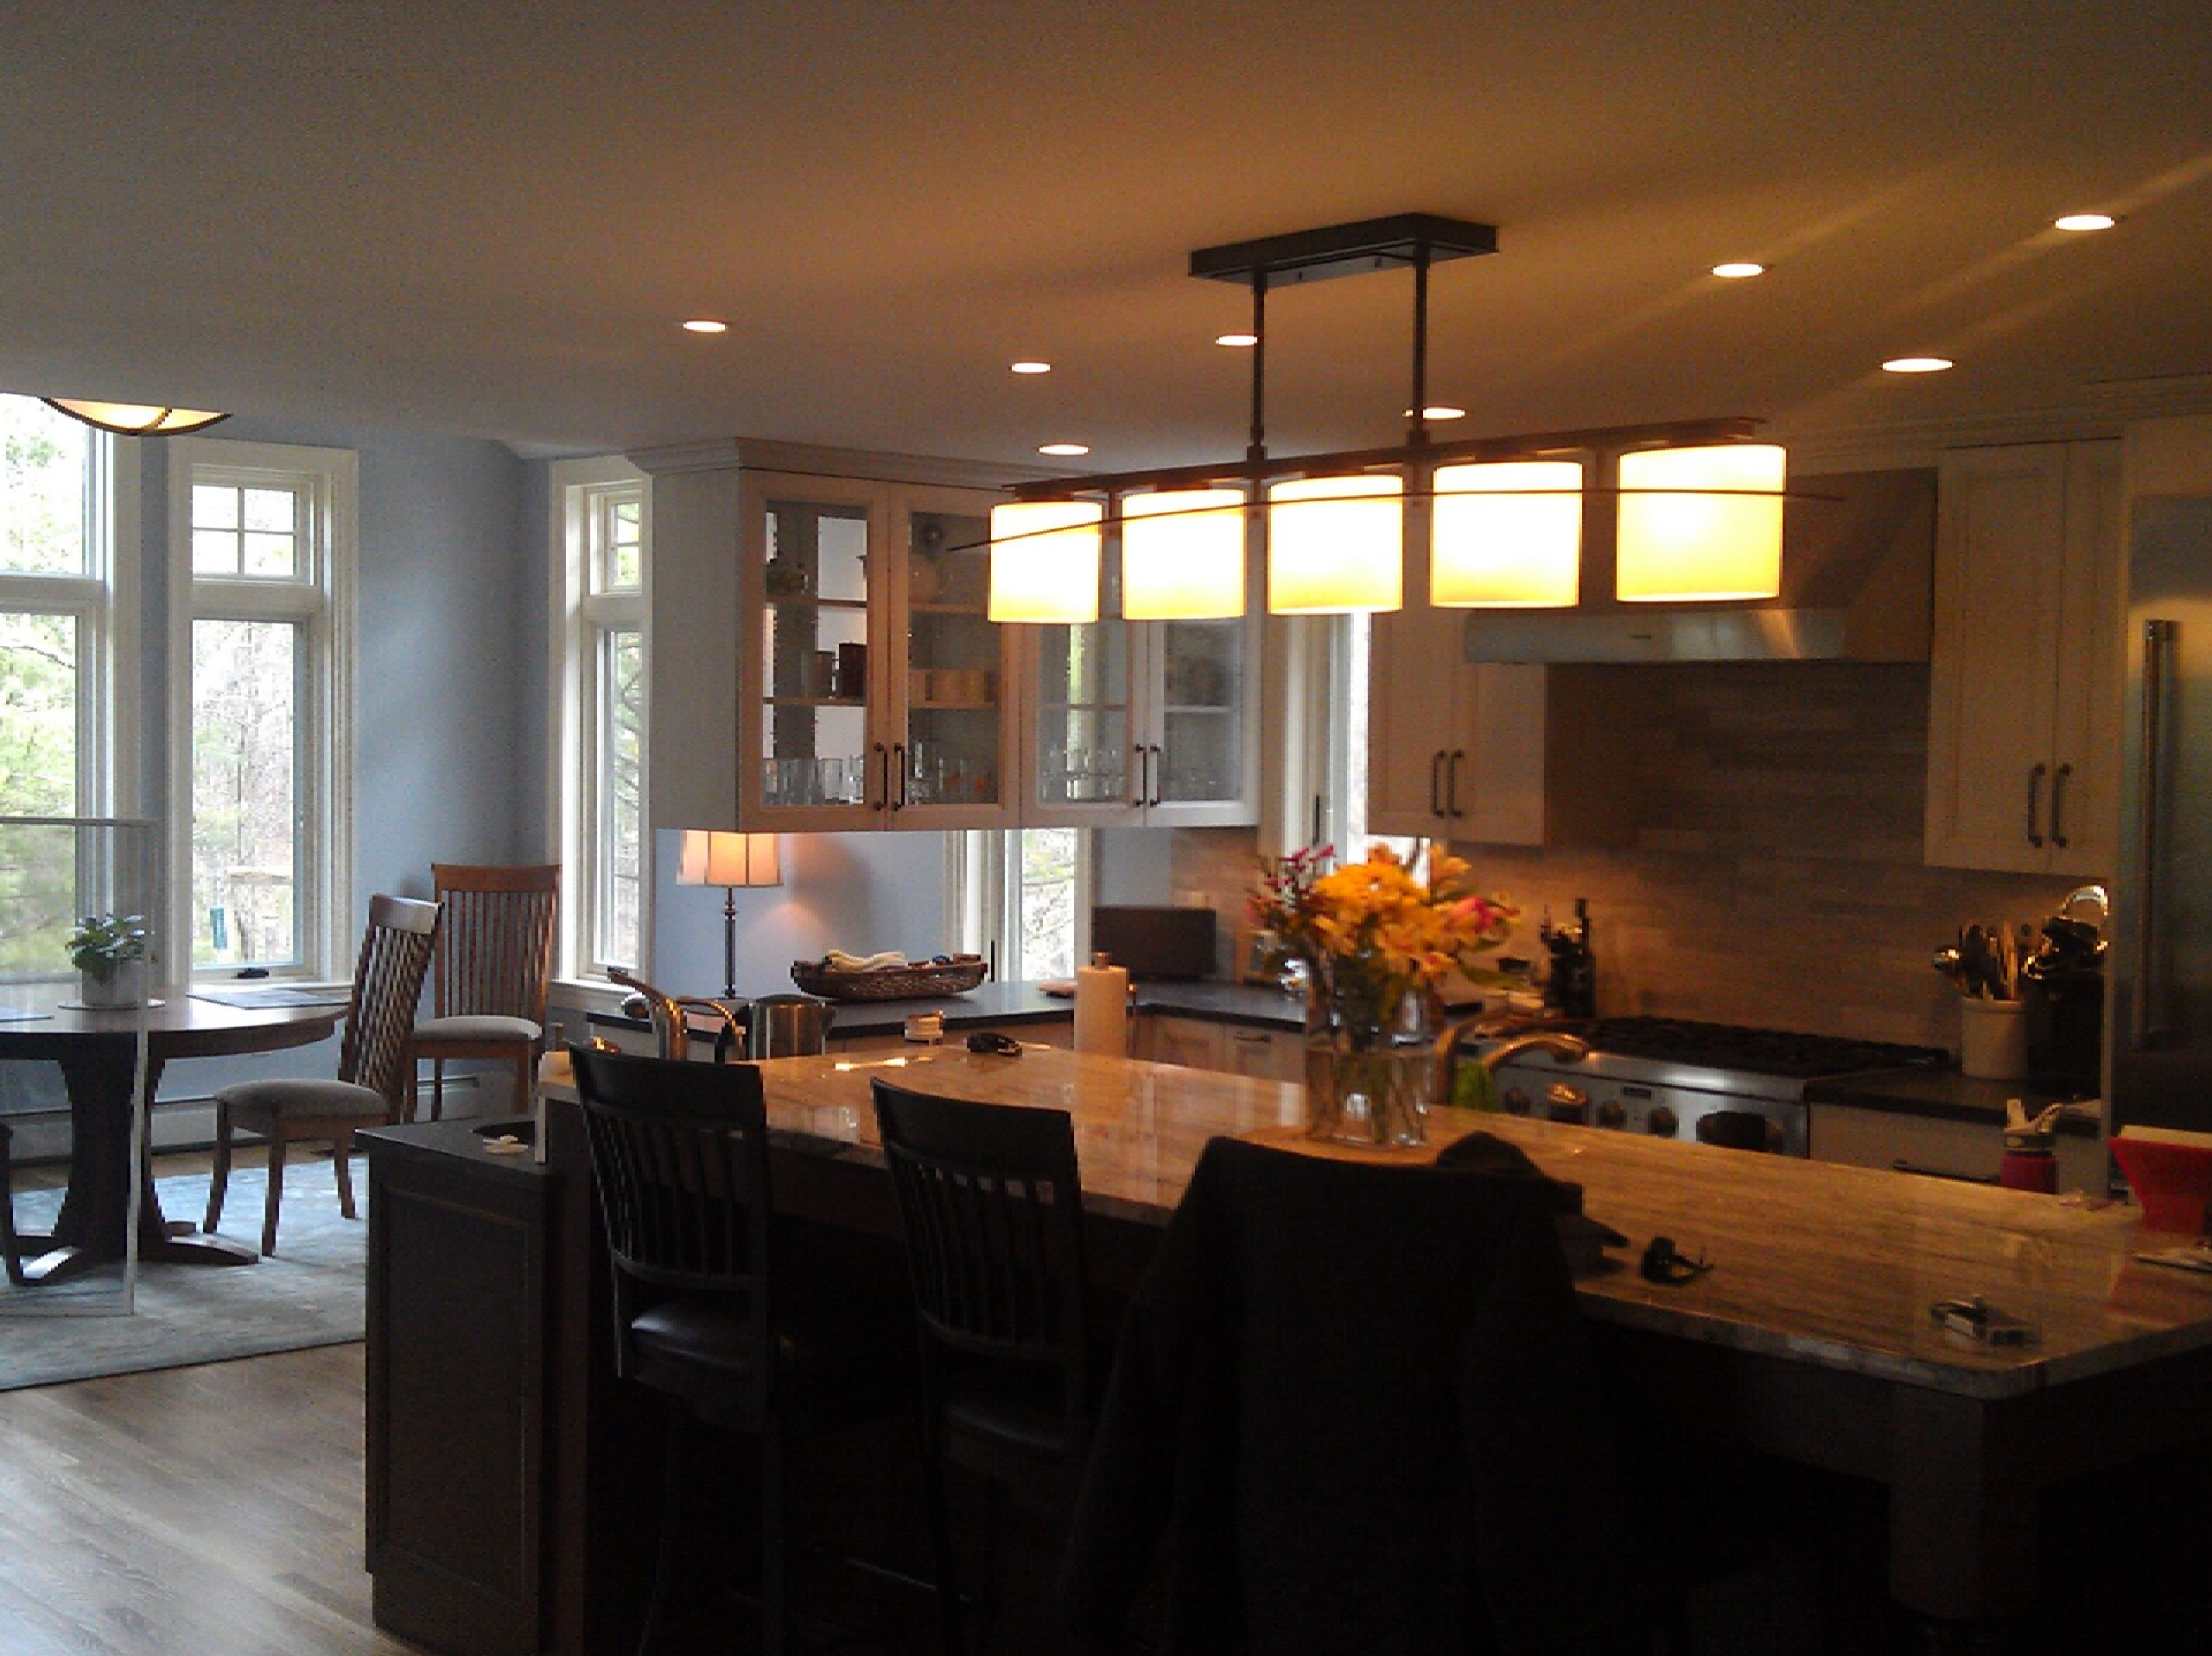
[67, 912, 152, 1009]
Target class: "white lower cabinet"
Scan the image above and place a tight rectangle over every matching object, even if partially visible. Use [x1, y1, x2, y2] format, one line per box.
[1808, 1101, 2105, 1193]
[1137, 1015, 1303, 1082]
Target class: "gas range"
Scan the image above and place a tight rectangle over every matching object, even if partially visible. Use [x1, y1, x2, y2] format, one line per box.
[1483, 1017, 1949, 1156]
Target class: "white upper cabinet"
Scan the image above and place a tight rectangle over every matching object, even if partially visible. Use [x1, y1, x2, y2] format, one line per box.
[1018, 535, 1261, 828]
[1925, 441, 2122, 874]
[643, 446, 1025, 835]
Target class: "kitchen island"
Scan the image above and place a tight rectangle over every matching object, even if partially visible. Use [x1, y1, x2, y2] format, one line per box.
[368, 1046, 2212, 1653]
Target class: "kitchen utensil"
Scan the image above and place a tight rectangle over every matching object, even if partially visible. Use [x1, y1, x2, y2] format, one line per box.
[1932, 944, 1967, 989]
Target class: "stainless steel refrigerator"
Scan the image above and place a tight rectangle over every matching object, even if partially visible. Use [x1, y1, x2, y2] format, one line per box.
[2108, 492, 2212, 1135]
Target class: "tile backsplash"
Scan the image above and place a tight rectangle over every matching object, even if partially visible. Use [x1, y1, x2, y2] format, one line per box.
[1161, 663, 2094, 1052]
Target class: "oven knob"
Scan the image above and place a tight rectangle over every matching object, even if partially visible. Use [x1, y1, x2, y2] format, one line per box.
[1546, 1082, 1590, 1124]
[1502, 1086, 1531, 1115]
[1596, 1101, 1627, 1130]
[1647, 1105, 1680, 1138]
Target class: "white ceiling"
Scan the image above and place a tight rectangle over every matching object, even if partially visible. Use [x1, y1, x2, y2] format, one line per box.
[3, 1, 2208, 467]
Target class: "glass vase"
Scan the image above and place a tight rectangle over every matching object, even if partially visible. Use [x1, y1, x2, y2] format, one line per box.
[1303, 1019, 1433, 1148]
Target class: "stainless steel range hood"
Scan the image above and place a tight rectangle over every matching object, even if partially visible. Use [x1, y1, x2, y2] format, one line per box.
[1458, 466, 1936, 663]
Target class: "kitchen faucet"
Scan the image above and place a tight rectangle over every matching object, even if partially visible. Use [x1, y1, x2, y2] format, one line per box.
[607, 968, 745, 1062]
[1431, 1017, 1592, 1107]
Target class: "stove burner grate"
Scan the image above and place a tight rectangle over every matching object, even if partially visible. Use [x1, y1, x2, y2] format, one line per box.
[1579, 1017, 1949, 1080]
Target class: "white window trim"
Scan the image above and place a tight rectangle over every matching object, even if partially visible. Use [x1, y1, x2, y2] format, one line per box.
[0, 420, 137, 819]
[949, 828, 1094, 980]
[548, 455, 651, 989]
[163, 437, 356, 981]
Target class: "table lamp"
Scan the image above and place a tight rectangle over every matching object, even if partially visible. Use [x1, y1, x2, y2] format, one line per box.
[676, 831, 782, 999]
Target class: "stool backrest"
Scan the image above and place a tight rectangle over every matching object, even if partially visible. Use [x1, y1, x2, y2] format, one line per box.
[340, 895, 441, 1110]
[871, 1082, 1091, 1422]
[429, 862, 560, 1024]
[569, 1046, 774, 1370]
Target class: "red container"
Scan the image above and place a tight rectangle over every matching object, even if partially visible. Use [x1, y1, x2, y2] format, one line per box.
[2109, 1136, 2212, 1234]
[1999, 1147, 2056, 1194]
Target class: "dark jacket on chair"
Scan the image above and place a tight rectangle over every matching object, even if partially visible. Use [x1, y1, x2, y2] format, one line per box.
[1059, 1133, 1639, 1656]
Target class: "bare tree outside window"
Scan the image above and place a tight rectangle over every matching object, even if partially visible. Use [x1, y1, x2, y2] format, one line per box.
[190, 619, 298, 967]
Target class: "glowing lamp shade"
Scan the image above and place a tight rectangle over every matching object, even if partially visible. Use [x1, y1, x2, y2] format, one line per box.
[42, 399, 229, 436]
[1430, 460, 1584, 607]
[1122, 489, 1246, 620]
[988, 500, 1103, 623]
[677, 830, 781, 889]
[1616, 443, 1787, 602]
[1265, 474, 1404, 614]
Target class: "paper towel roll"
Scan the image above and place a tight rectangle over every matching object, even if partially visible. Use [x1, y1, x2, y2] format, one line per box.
[1074, 952, 1128, 1056]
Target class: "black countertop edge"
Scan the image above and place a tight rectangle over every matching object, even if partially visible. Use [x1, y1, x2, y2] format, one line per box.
[586, 979, 1077, 1041]
[1803, 1069, 2103, 1134]
[359, 1114, 554, 1183]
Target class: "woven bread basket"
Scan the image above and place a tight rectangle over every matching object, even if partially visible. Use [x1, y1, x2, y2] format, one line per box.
[789, 956, 988, 1001]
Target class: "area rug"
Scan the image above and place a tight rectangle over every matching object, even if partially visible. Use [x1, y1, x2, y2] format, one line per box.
[0, 1161, 366, 1391]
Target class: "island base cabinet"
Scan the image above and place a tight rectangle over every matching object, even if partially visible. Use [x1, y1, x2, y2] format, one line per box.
[365, 1131, 553, 1656]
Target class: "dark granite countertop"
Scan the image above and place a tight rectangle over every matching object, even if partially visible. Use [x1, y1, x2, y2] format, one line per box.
[359, 1114, 553, 1186]
[1131, 980, 1309, 1031]
[1804, 1068, 2103, 1135]
[588, 979, 1076, 1044]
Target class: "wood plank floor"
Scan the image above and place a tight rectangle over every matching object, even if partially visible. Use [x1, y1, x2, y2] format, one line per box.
[0, 1343, 412, 1656]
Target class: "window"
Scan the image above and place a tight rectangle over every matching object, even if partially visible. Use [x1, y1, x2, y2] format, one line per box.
[166, 439, 353, 979]
[0, 393, 136, 975]
[1326, 617, 1421, 872]
[551, 458, 649, 980]
[950, 828, 1090, 980]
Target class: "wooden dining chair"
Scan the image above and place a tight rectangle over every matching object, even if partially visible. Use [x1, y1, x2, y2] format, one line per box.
[410, 862, 558, 1121]
[204, 896, 440, 1256]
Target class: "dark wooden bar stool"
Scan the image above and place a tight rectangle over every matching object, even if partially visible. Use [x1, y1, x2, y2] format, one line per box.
[572, 1045, 894, 1656]
[871, 1081, 1099, 1655]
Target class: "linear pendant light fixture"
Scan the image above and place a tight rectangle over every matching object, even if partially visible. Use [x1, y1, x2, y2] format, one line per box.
[986, 213, 1789, 622]
[41, 399, 230, 436]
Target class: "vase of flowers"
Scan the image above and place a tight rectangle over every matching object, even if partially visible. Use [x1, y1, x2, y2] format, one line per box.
[68, 912, 152, 1009]
[1252, 845, 1517, 1147]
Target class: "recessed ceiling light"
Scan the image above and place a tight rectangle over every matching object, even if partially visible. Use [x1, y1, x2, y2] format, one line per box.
[1039, 442, 1090, 457]
[1215, 333, 1259, 348]
[1882, 356, 1955, 374]
[1402, 406, 1466, 421]
[1010, 360, 1052, 375]
[1711, 262, 1766, 279]
[2054, 213, 2117, 232]
[681, 318, 728, 334]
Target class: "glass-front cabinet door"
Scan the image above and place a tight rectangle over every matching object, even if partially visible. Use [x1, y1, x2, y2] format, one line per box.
[1024, 542, 1143, 826]
[890, 485, 1019, 828]
[1020, 536, 1260, 828]
[739, 473, 887, 830]
[1147, 614, 1259, 825]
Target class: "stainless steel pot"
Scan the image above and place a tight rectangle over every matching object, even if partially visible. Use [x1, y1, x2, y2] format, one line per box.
[745, 993, 836, 1058]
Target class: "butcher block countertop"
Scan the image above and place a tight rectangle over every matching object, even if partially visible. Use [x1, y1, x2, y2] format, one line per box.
[538, 1046, 2212, 1404]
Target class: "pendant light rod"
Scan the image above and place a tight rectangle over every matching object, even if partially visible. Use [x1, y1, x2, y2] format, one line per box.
[1408, 234, 1432, 448]
[1007, 416, 1764, 503]
[1248, 273, 1268, 465]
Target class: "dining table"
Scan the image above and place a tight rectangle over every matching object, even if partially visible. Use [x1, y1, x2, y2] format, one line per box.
[0, 986, 344, 1281]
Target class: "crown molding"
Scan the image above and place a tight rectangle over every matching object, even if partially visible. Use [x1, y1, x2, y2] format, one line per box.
[1777, 376, 2212, 473]
[625, 435, 1064, 489]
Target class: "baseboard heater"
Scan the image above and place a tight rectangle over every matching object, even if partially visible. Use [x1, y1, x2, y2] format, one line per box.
[2, 1075, 488, 1165]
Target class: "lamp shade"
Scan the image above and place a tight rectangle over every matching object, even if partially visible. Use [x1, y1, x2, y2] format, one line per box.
[677, 830, 781, 888]
[988, 500, 1103, 623]
[1430, 460, 1584, 607]
[41, 399, 230, 436]
[1122, 488, 1246, 620]
[1265, 473, 1404, 614]
[1616, 443, 1787, 602]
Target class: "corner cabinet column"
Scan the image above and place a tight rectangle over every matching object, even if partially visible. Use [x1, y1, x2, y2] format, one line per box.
[632, 444, 747, 832]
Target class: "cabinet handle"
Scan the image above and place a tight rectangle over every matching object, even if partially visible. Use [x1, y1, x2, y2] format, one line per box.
[871, 741, 888, 809]
[1131, 745, 1147, 808]
[893, 743, 908, 811]
[1446, 749, 1465, 818]
[1149, 744, 1163, 809]
[1430, 750, 1446, 817]
[2025, 762, 2046, 848]
[2049, 762, 2070, 849]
